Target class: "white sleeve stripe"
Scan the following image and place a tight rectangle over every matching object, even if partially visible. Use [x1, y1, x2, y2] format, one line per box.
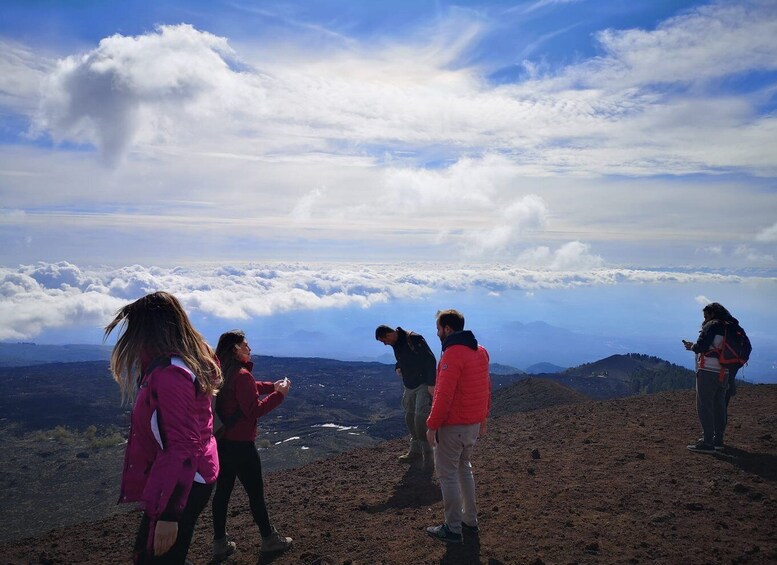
[170, 356, 196, 382]
[151, 410, 163, 449]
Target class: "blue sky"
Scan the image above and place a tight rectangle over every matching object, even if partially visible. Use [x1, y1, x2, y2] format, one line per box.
[0, 1, 776, 380]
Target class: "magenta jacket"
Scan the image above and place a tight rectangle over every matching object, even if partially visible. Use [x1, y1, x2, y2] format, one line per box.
[118, 356, 219, 522]
[216, 361, 285, 442]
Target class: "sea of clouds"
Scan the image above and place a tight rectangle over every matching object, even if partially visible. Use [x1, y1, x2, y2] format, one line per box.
[0, 260, 764, 342]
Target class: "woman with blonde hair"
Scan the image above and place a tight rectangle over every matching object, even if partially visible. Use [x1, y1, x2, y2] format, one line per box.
[105, 291, 221, 564]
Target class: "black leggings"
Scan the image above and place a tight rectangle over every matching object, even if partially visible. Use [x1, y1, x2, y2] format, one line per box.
[212, 439, 273, 539]
[133, 481, 214, 564]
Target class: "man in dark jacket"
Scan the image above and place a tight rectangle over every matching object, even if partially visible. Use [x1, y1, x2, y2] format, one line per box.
[376, 324, 437, 463]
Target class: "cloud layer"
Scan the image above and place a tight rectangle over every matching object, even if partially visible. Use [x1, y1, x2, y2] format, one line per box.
[1, 261, 769, 341]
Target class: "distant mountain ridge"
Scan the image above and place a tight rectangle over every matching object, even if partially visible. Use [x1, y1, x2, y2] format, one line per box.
[525, 361, 566, 374]
[0, 342, 112, 366]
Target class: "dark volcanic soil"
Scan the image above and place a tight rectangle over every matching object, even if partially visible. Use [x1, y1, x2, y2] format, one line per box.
[1, 384, 776, 565]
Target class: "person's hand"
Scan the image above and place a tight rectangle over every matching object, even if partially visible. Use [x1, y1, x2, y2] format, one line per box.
[682, 339, 693, 351]
[275, 377, 291, 396]
[154, 520, 178, 556]
[426, 428, 437, 448]
[479, 419, 488, 438]
[395, 368, 402, 378]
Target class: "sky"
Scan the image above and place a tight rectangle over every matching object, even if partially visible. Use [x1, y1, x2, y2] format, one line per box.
[0, 1, 775, 380]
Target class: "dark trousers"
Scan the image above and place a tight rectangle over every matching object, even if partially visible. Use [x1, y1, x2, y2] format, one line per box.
[212, 439, 272, 539]
[133, 481, 214, 565]
[696, 369, 728, 446]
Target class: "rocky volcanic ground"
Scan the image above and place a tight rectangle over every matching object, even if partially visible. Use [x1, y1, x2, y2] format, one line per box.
[1, 381, 775, 565]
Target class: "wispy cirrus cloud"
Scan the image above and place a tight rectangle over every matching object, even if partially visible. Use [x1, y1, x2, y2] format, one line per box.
[0, 2, 775, 271]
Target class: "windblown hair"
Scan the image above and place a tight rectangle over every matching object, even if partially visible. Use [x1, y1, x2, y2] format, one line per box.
[216, 329, 248, 391]
[436, 309, 465, 332]
[702, 302, 735, 323]
[375, 325, 395, 339]
[104, 291, 221, 403]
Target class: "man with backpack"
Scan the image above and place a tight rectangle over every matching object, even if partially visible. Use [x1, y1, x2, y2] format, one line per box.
[376, 324, 437, 464]
[683, 302, 751, 453]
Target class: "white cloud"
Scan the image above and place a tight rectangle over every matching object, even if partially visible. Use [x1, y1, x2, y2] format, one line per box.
[17, 1, 775, 177]
[33, 24, 258, 166]
[695, 294, 711, 306]
[591, 1, 777, 88]
[465, 195, 548, 255]
[0, 3, 774, 270]
[290, 187, 326, 221]
[756, 222, 777, 242]
[696, 246, 723, 256]
[517, 241, 604, 270]
[0, 261, 768, 341]
[734, 244, 775, 264]
[0, 39, 52, 112]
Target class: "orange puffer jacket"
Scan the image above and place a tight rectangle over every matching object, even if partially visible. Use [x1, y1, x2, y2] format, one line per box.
[427, 330, 491, 430]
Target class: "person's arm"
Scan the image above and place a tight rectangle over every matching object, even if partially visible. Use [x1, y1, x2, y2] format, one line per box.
[690, 321, 720, 354]
[235, 370, 284, 420]
[426, 350, 461, 431]
[416, 335, 438, 387]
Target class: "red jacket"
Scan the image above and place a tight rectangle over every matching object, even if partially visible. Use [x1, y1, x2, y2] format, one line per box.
[427, 331, 491, 430]
[119, 356, 218, 522]
[216, 361, 285, 442]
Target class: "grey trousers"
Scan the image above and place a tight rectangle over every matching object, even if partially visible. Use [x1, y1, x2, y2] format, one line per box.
[402, 384, 432, 454]
[696, 368, 728, 446]
[432, 424, 480, 534]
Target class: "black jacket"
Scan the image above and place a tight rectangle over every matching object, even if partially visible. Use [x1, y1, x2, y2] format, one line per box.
[392, 327, 437, 389]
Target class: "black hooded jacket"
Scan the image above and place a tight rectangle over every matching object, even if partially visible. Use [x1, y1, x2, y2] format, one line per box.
[391, 327, 437, 389]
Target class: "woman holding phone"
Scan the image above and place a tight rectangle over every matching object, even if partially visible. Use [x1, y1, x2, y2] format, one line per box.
[211, 329, 292, 561]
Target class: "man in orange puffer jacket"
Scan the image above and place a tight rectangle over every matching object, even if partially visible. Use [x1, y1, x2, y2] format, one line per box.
[425, 309, 491, 545]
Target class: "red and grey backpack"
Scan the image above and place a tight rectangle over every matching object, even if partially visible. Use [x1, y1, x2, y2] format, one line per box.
[715, 322, 752, 377]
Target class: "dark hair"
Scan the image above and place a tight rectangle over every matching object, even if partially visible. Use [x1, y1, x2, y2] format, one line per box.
[702, 302, 734, 322]
[216, 329, 247, 390]
[104, 291, 221, 403]
[436, 309, 465, 332]
[375, 325, 395, 339]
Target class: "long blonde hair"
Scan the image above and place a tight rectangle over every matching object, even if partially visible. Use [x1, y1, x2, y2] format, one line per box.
[104, 291, 221, 403]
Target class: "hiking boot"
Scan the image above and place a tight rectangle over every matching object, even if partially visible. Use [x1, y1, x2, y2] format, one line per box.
[261, 527, 292, 554]
[398, 451, 422, 463]
[212, 534, 236, 561]
[461, 522, 479, 535]
[426, 523, 463, 544]
[687, 440, 715, 453]
[697, 438, 725, 451]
